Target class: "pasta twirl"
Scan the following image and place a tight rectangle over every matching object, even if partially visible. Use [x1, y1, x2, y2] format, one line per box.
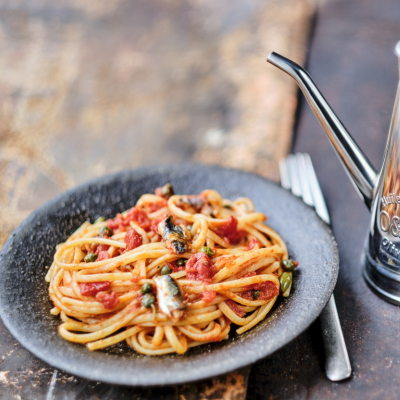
[47, 184, 297, 355]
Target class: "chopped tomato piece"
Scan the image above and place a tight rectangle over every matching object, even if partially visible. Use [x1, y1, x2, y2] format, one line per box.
[247, 238, 260, 250]
[202, 291, 217, 303]
[255, 281, 279, 300]
[96, 244, 110, 254]
[97, 251, 110, 261]
[150, 219, 159, 235]
[107, 207, 151, 232]
[125, 228, 143, 251]
[214, 216, 245, 245]
[225, 300, 246, 318]
[96, 291, 119, 310]
[240, 273, 278, 301]
[95, 244, 111, 261]
[240, 290, 254, 301]
[148, 201, 167, 212]
[166, 261, 185, 272]
[128, 207, 151, 231]
[106, 213, 125, 232]
[294, 261, 299, 267]
[80, 281, 111, 296]
[186, 252, 215, 283]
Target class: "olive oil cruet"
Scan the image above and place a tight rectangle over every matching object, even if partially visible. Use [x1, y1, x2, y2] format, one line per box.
[268, 41, 400, 305]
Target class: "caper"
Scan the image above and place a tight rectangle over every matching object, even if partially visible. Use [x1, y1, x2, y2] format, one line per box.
[161, 266, 172, 275]
[200, 246, 214, 257]
[279, 272, 292, 293]
[176, 258, 187, 267]
[99, 226, 113, 237]
[84, 253, 98, 263]
[142, 293, 155, 308]
[282, 260, 296, 272]
[252, 290, 260, 300]
[223, 204, 232, 209]
[140, 283, 153, 294]
[95, 216, 106, 223]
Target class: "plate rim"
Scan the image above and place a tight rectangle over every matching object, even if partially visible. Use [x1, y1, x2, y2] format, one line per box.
[0, 163, 339, 386]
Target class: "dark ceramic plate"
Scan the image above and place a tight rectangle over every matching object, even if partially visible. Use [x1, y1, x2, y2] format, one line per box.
[0, 164, 338, 386]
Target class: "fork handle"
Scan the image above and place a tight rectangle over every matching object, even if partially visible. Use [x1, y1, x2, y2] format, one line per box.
[319, 294, 351, 381]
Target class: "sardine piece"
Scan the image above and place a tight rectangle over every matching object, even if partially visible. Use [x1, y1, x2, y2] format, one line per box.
[178, 195, 204, 212]
[154, 275, 186, 322]
[158, 215, 189, 254]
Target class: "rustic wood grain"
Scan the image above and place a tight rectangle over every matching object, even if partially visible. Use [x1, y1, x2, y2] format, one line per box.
[0, 0, 314, 249]
[0, 0, 314, 398]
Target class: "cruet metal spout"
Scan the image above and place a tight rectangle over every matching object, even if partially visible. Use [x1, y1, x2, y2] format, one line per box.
[268, 44, 400, 306]
[267, 52, 378, 209]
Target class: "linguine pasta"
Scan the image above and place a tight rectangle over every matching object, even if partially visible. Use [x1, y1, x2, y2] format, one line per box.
[46, 185, 297, 355]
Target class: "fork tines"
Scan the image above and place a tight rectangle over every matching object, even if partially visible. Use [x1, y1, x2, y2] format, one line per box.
[279, 153, 330, 225]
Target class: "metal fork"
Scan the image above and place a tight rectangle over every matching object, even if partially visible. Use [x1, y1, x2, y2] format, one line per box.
[279, 152, 352, 381]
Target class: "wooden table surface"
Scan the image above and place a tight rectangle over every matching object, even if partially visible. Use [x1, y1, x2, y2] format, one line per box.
[2, 0, 400, 398]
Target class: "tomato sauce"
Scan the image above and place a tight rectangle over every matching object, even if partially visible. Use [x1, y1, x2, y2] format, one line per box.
[96, 291, 119, 310]
[186, 252, 215, 283]
[257, 281, 279, 300]
[202, 291, 217, 303]
[166, 261, 185, 272]
[107, 207, 151, 232]
[96, 244, 110, 253]
[214, 216, 245, 245]
[240, 271, 279, 301]
[95, 243, 111, 261]
[80, 281, 111, 296]
[247, 238, 260, 250]
[125, 228, 143, 251]
[241, 270, 279, 300]
[240, 271, 257, 282]
[240, 290, 254, 301]
[97, 251, 110, 261]
[225, 300, 246, 318]
[148, 201, 167, 212]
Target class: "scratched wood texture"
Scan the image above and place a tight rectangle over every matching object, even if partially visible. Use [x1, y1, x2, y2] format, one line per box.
[0, 0, 314, 398]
